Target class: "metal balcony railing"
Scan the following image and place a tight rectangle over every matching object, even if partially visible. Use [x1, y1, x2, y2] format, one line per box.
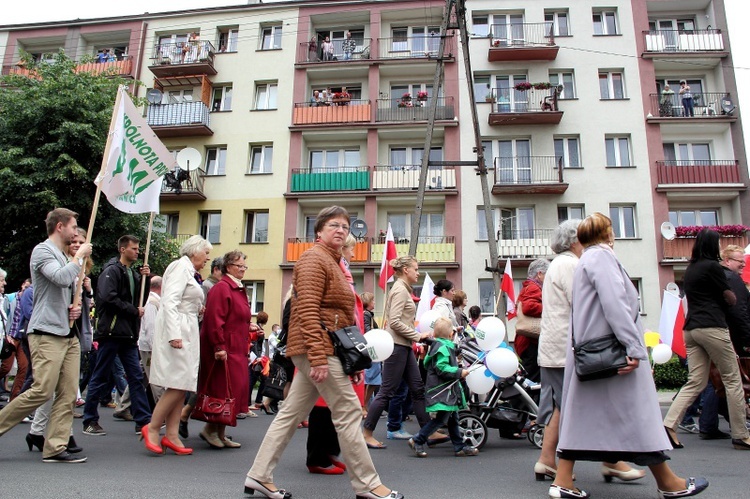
[161, 167, 206, 197]
[290, 166, 370, 192]
[292, 99, 371, 125]
[297, 38, 372, 63]
[493, 156, 563, 185]
[656, 160, 741, 185]
[372, 165, 456, 190]
[643, 29, 724, 53]
[663, 234, 747, 261]
[372, 236, 456, 263]
[287, 237, 370, 262]
[650, 92, 735, 118]
[490, 86, 559, 113]
[497, 228, 554, 259]
[375, 96, 455, 121]
[147, 101, 211, 128]
[490, 22, 555, 47]
[150, 40, 216, 65]
[377, 34, 454, 59]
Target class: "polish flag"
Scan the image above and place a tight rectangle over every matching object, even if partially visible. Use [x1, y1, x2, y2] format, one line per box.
[378, 223, 398, 290]
[658, 289, 687, 358]
[742, 243, 750, 284]
[501, 258, 517, 319]
[416, 273, 436, 321]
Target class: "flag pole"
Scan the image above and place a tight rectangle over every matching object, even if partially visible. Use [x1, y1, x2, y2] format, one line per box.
[70, 85, 126, 325]
[139, 211, 155, 305]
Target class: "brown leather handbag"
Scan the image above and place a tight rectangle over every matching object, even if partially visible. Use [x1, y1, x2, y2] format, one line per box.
[515, 301, 541, 339]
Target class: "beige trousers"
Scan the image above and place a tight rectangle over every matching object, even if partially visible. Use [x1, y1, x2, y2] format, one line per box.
[140, 350, 165, 402]
[0, 334, 80, 457]
[248, 355, 381, 494]
[664, 327, 750, 440]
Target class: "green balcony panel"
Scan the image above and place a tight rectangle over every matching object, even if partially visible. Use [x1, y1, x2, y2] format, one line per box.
[291, 171, 370, 192]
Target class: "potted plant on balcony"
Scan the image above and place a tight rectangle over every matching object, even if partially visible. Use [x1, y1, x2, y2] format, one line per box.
[398, 92, 414, 108]
[417, 90, 428, 102]
[675, 224, 750, 237]
[532, 82, 553, 90]
[485, 92, 496, 103]
[492, 39, 501, 47]
[513, 81, 532, 91]
[332, 90, 351, 105]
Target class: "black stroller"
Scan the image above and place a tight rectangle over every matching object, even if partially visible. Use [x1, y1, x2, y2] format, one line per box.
[456, 335, 543, 449]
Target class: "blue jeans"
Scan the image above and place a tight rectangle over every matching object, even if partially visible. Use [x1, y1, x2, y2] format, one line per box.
[699, 383, 729, 433]
[387, 380, 410, 432]
[83, 341, 151, 427]
[412, 410, 464, 451]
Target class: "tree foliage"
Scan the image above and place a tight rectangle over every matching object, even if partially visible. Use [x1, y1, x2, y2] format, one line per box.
[0, 51, 178, 288]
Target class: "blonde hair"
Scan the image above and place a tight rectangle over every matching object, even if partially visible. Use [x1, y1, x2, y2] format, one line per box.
[390, 255, 418, 275]
[344, 234, 357, 249]
[432, 317, 453, 339]
[577, 212, 613, 247]
[722, 244, 744, 260]
[361, 291, 375, 308]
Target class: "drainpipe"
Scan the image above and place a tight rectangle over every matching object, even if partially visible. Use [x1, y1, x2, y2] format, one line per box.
[133, 20, 148, 97]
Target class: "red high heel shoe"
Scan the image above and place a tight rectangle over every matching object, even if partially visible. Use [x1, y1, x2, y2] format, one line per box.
[140, 425, 164, 455]
[161, 437, 193, 455]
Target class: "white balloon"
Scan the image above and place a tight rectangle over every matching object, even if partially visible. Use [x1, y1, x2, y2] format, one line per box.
[485, 347, 518, 378]
[474, 317, 506, 350]
[416, 310, 442, 333]
[364, 329, 394, 362]
[652, 343, 673, 365]
[465, 366, 496, 395]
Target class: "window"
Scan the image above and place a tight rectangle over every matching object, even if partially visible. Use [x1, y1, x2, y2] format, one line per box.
[386, 212, 444, 242]
[244, 211, 269, 243]
[599, 71, 625, 99]
[668, 209, 718, 227]
[255, 83, 278, 110]
[261, 25, 282, 50]
[472, 14, 489, 37]
[211, 85, 232, 111]
[474, 75, 491, 103]
[554, 136, 581, 168]
[630, 278, 643, 314]
[218, 27, 239, 52]
[478, 279, 496, 315]
[549, 71, 576, 99]
[249, 145, 273, 174]
[499, 207, 535, 240]
[495, 74, 529, 112]
[155, 213, 180, 237]
[476, 208, 499, 241]
[609, 205, 637, 238]
[310, 149, 360, 172]
[558, 205, 585, 224]
[389, 83, 435, 106]
[662, 143, 711, 164]
[205, 147, 227, 175]
[200, 212, 221, 244]
[491, 14, 524, 45]
[390, 26, 440, 55]
[593, 10, 618, 35]
[494, 139, 531, 183]
[545, 10, 570, 36]
[165, 88, 193, 104]
[244, 281, 265, 315]
[389, 146, 442, 167]
[605, 136, 631, 167]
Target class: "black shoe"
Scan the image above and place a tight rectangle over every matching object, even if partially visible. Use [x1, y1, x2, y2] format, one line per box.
[731, 438, 750, 450]
[657, 477, 709, 498]
[42, 451, 87, 463]
[26, 433, 45, 451]
[179, 420, 189, 439]
[665, 426, 684, 449]
[67, 436, 83, 454]
[699, 429, 731, 440]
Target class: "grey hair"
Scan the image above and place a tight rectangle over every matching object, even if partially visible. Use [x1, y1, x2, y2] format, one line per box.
[179, 235, 212, 257]
[0, 268, 6, 280]
[550, 219, 582, 254]
[527, 258, 550, 279]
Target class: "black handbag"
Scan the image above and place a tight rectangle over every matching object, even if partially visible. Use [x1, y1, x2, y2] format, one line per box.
[572, 334, 629, 382]
[262, 362, 287, 400]
[323, 323, 372, 375]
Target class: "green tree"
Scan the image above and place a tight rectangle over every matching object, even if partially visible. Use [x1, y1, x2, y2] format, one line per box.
[0, 51, 178, 287]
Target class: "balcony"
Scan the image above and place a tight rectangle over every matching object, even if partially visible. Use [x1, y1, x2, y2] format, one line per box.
[497, 229, 554, 259]
[648, 92, 737, 122]
[377, 35, 455, 61]
[488, 23, 558, 61]
[656, 160, 745, 192]
[296, 38, 373, 64]
[290, 166, 370, 192]
[488, 87, 562, 125]
[149, 41, 217, 77]
[492, 156, 567, 195]
[287, 237, 371, 262]
[375, 97, 455, 122]
[663, 234, 748, 262]
[292, 99, 371, 126]
[160, 168, 206, 201]
[2, 59, 133, 79]
[643, 29, 727, 58]
[372, 236, 456, 263]
[146, 101, 212, 137]
[372, 165, 456, 191]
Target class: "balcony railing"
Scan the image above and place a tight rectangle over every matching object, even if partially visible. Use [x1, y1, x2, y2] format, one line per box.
[160, 168, 206, 200]
[488, 87, 562, 125]
[287, 237, 370, 262]
[296, 38, 372, 63]
[643, 29, 725, 54]
[372, 236, 456, 263]
[650, 92, 735, 118]
[375, 96, 455, 122]
[292, 99, 371, 125]
[372, 165, 456, 190]
[169, 234, 194, 246]
[149, 41, 217, 76]
[492, 156, 566, 194]
[75, 59, 133, 77]
[377, 35, 454, 60]
[656, 160, 743, 187]
[663, 234, 747, 261]
[497, 229, 554, 259]
[146, 101, 212, 137]
[488, 22, 558, 61]
[290, 166, 370, 192]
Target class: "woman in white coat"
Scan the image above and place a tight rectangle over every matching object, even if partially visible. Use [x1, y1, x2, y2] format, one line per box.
[143, 235, 212, 456]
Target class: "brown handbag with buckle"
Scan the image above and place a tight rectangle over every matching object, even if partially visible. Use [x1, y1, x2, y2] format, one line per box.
[515, 301, 541, 339]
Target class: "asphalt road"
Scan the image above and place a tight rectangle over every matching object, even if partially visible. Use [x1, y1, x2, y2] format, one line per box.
[0, 404, 746, 499]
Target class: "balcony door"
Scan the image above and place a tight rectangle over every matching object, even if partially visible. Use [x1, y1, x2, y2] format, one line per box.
[492, 14, 524, 46]
[496, 75, 529, 112]
[499, 207, 535, 240]
[166, 88, 193, 104]
[391, 26, 440, 56]
[663, 142, 710, 165]
[310, 149, 360, 173]
[496, 139, 531, 184]
[387, 213, 444, 243]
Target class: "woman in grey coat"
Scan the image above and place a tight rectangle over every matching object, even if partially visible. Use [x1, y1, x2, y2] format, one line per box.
[551, 213, 707, 499]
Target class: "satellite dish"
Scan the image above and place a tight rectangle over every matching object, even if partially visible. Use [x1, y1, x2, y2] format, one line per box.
[350, 219, 368, 238]
[665, 282, 680, 294]
[146, 88, 163, 105]
[660, 222, 676, 241]
[177, 148, 202, 171]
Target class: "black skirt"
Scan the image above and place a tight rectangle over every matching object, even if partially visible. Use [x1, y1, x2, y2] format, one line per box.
[557, 449, 670, 467]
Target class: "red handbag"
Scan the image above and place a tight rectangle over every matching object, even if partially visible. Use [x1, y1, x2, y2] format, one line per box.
[191, 361, 236, 426]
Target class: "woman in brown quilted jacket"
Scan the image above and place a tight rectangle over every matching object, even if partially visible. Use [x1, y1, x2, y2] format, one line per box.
[244, 206, 404, 499]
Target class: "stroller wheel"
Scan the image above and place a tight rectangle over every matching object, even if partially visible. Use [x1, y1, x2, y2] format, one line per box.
[458, 413, 488, 449]
[528, 424, 544, 449]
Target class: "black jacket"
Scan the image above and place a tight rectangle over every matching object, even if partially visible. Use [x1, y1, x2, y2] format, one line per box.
[364, 309, 378, 332]
[723, 268, 750, 353]
[94, 257, 149, 342]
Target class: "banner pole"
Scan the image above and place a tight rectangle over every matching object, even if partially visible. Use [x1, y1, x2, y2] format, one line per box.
[139, 211, 155, 305]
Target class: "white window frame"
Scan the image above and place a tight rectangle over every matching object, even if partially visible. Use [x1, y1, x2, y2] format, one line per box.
[260, 25, 283, 50]
[218, 27, 239, 52]
[255, 82, 278, 110]
[211, 85, 232, 112]
[593, 10, 619, 35]
[663, 142, 711, 163]
[387, 212, 444, 242]
[499, 207, 535, 240]
[200, 212, 221, 244]
[390, 25, 441, 55]
[309, 148, 361, 172]
[668, 209, 719, 227]
[554, 136, 581, 168]
[609, 205, 637, 239]
[388, 146, 443, 168]
[165, 88, 193, 104]
[630, 278, 644, 314]
[545, 10, 570, 36]
[204, 146, 227, 175]
[244, 211, 269, 243]
[549, 71, 576, 99]
[599, 71, 625, 100]
[478, 279, 497, 315]
[557, 205, 585, 224]
[472, 14, 489, 37]
[605, 136, 631, 167]
[244, 281, 265, 315]
[476, 207, 500, 241]
[249, 144, 273, 174]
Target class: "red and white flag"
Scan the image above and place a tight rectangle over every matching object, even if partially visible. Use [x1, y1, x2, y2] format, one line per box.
[378, 223, 398, 290]
[416, 273, 436, 321]
[658, 290, 687, 358]
[501, 258, 516, 319]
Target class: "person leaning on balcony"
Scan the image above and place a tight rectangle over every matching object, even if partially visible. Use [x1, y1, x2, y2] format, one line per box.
[660, 84, 675, 117]
[96, 48, 109, 63]
[343, 31, 356, 60]
[679, 80, 694, 117]
[308, 36, 318, 62]
[663, 229, 750, 451]
[310, 90, 321, 107]
[321, 36, 334, 61]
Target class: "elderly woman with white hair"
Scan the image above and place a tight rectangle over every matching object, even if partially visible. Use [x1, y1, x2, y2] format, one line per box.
[514, 258, 549, 384]
[143, 235, 212, 456]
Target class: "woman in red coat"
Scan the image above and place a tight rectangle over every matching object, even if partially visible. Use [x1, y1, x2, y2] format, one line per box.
[514, 258, 549, 383]
[198, 250, 252, 448]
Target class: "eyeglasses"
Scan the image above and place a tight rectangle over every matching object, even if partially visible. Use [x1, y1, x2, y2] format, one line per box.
[326, 223, 350, 233]
[729, 257, 745, 265]
[229, 264, 248, 270]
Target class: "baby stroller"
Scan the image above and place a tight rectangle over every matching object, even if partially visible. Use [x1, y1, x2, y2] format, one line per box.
[456, 335, 543, 449]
